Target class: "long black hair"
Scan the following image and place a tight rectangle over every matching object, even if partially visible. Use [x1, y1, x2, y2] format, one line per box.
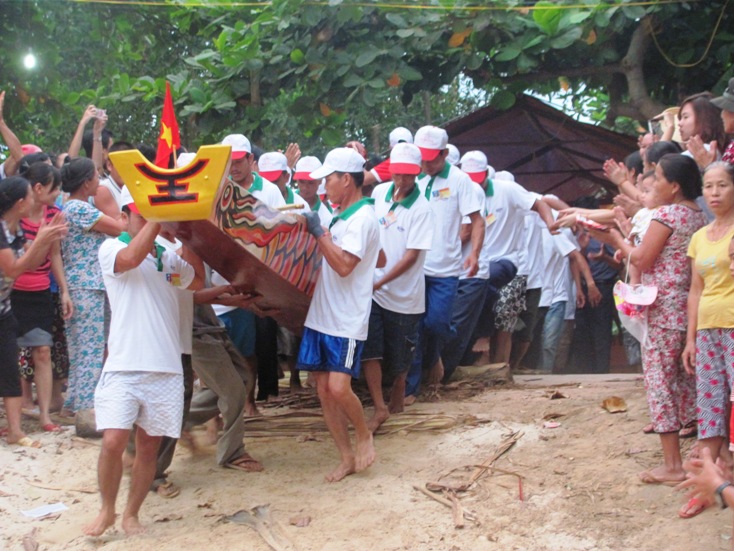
[0, 176, 31, 217]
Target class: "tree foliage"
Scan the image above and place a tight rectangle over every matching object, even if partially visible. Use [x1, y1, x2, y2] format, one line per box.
[0, 0, 731, 156]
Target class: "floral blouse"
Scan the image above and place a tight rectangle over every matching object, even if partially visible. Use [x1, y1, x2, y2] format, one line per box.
[643, 204, 707, 330]
[61, 199, 107, 291]
[0, 220, 25, 318]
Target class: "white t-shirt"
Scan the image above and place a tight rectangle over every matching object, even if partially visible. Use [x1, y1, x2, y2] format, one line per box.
[372, 182, 434, 314]
[243, 174, 286, 208]
[460, 183, 490, 280]
[210, 270, 236, 316]
[417, 163, 482, 277]
[484, 179, 537, 267]
[99, 238, 195, 374]
[155, 235, 194, 354]
[517, 194, 546, 289]
[96, 178, 124, 212]
[538, 223, 578, 307]
[305, 201, 379, 341]
[297, 195, 334, 228]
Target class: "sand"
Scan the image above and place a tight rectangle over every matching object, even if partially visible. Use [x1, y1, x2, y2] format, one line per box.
[1, 373, 731, 551]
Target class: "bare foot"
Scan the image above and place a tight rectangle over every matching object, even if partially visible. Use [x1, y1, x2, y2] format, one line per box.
[355, 433, 376, 472]
[426, 359, 444, 386]
[388, 399, 404, 414]
[203, 417, 221, 446]
[404, 395, 416, 407]
[638, 464, 686, 485]
[83, 510, 116, 536]
[367, 407, 390, 433]
[325, 458, 355, 482]
[244, 402, 261, 417]
[121, 515, 146, 535]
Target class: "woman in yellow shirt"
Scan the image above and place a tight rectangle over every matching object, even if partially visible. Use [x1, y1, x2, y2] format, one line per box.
[683, 161, 734, 517]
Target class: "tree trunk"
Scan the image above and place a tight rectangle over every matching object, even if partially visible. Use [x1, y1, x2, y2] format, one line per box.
[618, 16, 666, 121]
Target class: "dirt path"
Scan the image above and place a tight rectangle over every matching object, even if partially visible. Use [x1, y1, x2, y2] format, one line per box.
[1, 373, 730, 551]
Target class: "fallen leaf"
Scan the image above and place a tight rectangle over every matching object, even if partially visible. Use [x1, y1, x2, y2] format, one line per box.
[601, 396, 627, 413]
[547, 390, 568, 399]
[296, 434, 321, 443]
[543, 412, 564, 420]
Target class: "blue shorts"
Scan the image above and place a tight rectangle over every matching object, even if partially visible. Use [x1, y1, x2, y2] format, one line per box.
[362, 301, 421, 376]
[297, 327, 364, 378]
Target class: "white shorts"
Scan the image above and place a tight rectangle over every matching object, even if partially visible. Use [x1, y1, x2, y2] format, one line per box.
[94, 371, 184, 438]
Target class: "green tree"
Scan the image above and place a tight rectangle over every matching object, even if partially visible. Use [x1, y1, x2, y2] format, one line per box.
[0, 0, 731, 156]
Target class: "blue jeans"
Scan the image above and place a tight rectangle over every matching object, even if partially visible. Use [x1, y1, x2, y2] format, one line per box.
[540, 301, 566, 372]
[440, 278, 488, 382]
[406, 276, 458, 396]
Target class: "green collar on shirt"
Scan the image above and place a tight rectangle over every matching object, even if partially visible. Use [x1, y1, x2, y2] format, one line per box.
[286, 185, 296, 204]
[424, 162, 451, 200]
[386, 183, 420, 212]
[329, 197, 375, 230]
[118, 231, 165, 272]
[249, 173, 264, 192]
[485, 178, 494, 197]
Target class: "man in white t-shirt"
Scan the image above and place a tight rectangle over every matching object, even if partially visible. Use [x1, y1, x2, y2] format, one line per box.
[405, 127, 484, 399]
[222, 134, 285, 208]
[362, 143, 434, 431]
[298, 147, 380, 482]
[294, 156, 333, 226]
[363, 126, 414, 186]
[84, 190, 200, 537]
[220, 134, 284, 402]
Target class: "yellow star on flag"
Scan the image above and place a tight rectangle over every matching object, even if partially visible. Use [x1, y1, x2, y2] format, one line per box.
[160, 122, 172, 148]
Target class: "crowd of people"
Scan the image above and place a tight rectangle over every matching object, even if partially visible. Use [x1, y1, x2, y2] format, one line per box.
[0, 76, 734, 535]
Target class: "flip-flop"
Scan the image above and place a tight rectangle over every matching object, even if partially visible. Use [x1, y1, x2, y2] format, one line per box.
[10, 436, 42, 448]
[0, 427, 8, 438]
[679, 422, 697, 439]
[638, 470, 682, 486]
[679, 497, 711, 519]
[224, 453, 264, 473]
[153, 480, 181, 499]
[41, 423, 63, 433]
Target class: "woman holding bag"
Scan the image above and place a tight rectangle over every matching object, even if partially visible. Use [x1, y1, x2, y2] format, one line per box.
[590, 154, 706, 491]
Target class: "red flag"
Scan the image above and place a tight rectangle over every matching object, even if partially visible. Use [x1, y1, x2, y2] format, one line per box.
[155, 82, 181, 168]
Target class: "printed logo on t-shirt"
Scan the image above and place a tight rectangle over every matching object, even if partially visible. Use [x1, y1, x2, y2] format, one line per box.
[485, 213, 496, 226]
[432, 187, 451, 200]
[379, 211, 398, 228]
[166, 273, 182, 287]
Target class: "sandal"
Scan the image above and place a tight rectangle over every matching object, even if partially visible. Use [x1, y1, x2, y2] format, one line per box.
[10, 436, 42, 448]
[679, 497, 711, 519]
[42, 423, 63, 433]
[224, 453, 264, 473]
[153, 480, 181, 499]
[642, 423, 655, 434]
[679, 422, 697, 439]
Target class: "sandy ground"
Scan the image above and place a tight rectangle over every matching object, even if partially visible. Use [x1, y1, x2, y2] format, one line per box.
[1, 371, 732, 551]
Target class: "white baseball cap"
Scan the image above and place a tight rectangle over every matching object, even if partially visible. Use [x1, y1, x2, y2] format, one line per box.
[389, 127, 413, 148]
[221, 134, 251, 159]
[294, 156, 323, 181]
[495, 170, 514, 182]
[176, 152, 196, 168]
[460, 150, 489, 184]
[446, 144, 460, 166]
[258, 151, 289, 182]
[120, 186, 140, 215]
[414, 125, 448, 161]
[389, 143, 422, 175]
[309, 147, 365, 179]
